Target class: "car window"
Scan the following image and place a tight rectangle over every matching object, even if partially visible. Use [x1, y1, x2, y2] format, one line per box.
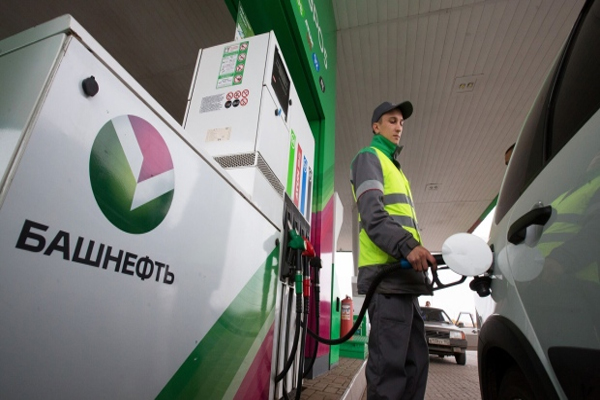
[549, 0, 600, 158]
[495, 69, 553, 223]
[495, 1, 599, 224]
[422, 308, 452, 324]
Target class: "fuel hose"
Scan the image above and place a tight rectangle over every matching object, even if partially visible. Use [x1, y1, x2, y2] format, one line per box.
[305, 256, 453, 346]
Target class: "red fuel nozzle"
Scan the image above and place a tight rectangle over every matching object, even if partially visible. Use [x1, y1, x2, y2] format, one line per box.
[302, 237, 315, 258]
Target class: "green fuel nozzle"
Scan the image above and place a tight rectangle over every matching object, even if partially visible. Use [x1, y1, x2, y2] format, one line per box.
[285, 229, 306, 271]
[287, 229, 306, 251]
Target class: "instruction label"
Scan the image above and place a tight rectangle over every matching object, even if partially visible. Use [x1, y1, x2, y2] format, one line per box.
[217, 41, 249, 89]
[200, 93, 225, 113]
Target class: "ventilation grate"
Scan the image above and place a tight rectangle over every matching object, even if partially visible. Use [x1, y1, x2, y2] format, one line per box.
[214, 152, 284, 198]
[214, 152, 256, 168]
[257, 152, 284, 197]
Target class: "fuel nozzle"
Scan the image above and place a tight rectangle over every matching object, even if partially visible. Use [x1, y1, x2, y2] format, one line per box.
[287, 229, 306, 251]
[286, 228, 306, 269]
[301, 237, 314, 304]
[302, 237, 315, 259]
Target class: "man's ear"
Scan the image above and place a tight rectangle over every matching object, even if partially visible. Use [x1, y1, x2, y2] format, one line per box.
[372, 122, 379, 134]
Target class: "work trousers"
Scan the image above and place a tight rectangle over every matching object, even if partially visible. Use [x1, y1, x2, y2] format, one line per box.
[366, 293, 429, 400]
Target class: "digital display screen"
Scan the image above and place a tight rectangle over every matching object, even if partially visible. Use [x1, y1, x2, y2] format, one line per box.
[271, 48, 290, 119]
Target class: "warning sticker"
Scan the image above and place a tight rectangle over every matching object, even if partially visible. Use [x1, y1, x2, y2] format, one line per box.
[200, 93, 225, 113]
[217, 41, 249, 89]
[224, 44, 240, 53]
[219, 54, 237, 76]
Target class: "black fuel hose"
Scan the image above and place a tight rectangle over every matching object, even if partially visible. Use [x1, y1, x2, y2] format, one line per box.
[305, 255, 447, 345]
[302, 258, 321, 378]
[276, 251, 308, 384]
[295, 312, 307, 400]
[303, 263, 396, 345]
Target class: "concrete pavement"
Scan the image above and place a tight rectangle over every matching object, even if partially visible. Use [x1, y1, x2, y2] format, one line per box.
[297, 350, 480, 400]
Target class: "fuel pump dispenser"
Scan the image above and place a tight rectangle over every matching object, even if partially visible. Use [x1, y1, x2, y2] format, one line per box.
[182, 31, 316, 399]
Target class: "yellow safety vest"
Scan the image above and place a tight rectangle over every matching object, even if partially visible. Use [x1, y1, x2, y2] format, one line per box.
[356, 147, 421, 268]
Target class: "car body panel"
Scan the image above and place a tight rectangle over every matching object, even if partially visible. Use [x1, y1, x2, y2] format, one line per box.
[473, 0, 600, 397]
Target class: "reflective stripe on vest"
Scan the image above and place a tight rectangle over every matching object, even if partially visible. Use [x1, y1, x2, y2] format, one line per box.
[356, 147, 421, 268]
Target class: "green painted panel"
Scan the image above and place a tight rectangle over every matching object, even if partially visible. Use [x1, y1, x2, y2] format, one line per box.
[156, 245, 279, 399]
[288, 0, 337, 214]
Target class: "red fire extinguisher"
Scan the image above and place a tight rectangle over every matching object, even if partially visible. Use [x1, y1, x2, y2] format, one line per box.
[340, 295, 354, 337]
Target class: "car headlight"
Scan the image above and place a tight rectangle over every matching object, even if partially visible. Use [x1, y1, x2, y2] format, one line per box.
[450, 331, 465, 340]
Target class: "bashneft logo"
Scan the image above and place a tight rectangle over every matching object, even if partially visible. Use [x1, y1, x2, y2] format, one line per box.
[90, 115, 174, 234]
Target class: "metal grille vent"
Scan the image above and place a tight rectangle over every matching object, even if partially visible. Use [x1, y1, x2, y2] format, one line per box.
[213, 152, 284, 198]
[214, 152, 256, 168]
[257, 152, 284, 197]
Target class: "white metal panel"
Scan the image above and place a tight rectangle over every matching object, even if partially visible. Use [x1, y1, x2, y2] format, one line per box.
[183, 33, 269, 157]
[0, 34, 66, 204]
[182, 31, 316, 227]
[257, 87, 291, 187]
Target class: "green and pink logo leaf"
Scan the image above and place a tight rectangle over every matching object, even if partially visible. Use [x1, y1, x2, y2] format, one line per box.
[89, 115, 174, 234]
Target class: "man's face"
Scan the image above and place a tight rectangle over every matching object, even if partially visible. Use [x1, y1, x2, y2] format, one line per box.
[373, 109, 404, 145]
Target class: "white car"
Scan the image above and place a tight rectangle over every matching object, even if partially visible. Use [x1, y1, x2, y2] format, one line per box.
[452, 0, 600, 398]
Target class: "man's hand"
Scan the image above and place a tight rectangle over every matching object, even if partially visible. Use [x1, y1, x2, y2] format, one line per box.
[407, 245, 437, 272]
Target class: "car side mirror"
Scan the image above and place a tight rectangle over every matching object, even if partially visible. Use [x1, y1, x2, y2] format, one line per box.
[457, 322, 465, 328]
[441, 233, 493, 276]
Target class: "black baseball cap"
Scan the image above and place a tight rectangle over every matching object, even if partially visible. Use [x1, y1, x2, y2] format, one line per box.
[371, 101, 413, 126]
